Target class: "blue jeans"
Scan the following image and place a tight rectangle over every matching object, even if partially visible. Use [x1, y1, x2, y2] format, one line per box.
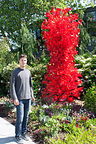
[15, 99, 31, 137]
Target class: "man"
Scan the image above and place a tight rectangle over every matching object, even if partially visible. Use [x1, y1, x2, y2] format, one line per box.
[10, 54, 35, 144]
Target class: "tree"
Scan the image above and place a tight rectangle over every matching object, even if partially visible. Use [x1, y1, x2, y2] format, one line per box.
[20, 23, 36, 63]
[0, 37, 15, 95]
[0, 0, 36, 52]
[0, 37, 14, 72]
[0, 0, 91, 59]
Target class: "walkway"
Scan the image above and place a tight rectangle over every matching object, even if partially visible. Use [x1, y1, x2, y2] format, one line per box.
[0, 117, 35, 144]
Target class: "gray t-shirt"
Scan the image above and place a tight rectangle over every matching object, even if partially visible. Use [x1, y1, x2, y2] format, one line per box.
[10, 67, 34, 100]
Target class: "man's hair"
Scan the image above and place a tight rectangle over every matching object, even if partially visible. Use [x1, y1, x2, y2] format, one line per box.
[19, 54, 27, 60]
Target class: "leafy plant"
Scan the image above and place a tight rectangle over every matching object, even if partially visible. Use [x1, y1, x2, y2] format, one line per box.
[0, 96, 14, 116]
[75, 54, 96, 96]
[65, 128, 96, 144]
[49, 125, 96, 144]
[1, 62, 47, 99]
[0, 62, 19, 96]
[84, 83, 96, 113]
[49, 136, 65, 144]
[45, 117, 61, 135]
[0, 96, 14, 109]
[29, 105, 39, 121]
[0, 0, 91, 57]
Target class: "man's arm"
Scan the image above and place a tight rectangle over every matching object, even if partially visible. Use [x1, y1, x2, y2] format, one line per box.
[10, 71, 19, 105]
[30, 73, 35, 102]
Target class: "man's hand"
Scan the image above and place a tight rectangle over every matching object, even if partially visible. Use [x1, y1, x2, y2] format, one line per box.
[14, 99, 19, 106]
[32, 97, 35, 102]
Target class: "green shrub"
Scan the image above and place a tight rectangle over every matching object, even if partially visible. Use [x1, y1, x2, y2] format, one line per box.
[65, 128, 96, 144]
[1, 62, 47, 100]
[29, 64, 47, 100]
[29, 105, 40, 121]
[49, 127, 96, 144]
[0, 96, 14, 108]
[75, 54, 96, 96]
[84, 83, 96, 113]
[0, 61, 18, 96]
[27, 103, 96, 144]
[49, 136, 65, 144]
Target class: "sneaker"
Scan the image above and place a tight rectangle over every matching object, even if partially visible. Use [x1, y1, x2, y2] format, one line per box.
[15, 136, 24, 144]
[21, 133, 30, 141]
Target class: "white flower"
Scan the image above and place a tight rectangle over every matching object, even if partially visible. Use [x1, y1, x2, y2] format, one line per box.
[43, 104, 49, 108]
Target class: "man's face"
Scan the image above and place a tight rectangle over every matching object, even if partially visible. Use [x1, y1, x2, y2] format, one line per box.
[19, 57, 27, 68]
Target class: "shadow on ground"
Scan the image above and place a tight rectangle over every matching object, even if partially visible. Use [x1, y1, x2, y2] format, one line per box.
[0, 136, 17, 144]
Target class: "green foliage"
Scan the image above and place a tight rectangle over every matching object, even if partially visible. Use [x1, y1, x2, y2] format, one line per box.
[0, 62, 19, 96]
[65, 128, 96, 144]
[0, 0, 91, 59]
[49, 118, 96, 144]
[63, 116, 93, 135]
[29, 64, 47, 100]
[84, 83, 96, 113]
[38, 103, 72, 124]
[20, 23, 37, 64]
[37, 103, 73, 136]
[0, 38, 16, 96]
[0, 0, 38, 52]
[38, 49, 50, 65]
[90, 36, 96, 54]
[0, 38, 14, 72]
[78, 24, 90, 54]
[1, 62, 47, 99]
[45, 117, 61, 135]
[49, 136, 65, 144]
[75, 54, 96, 95]
[0, 96, 14, 109]
[28, 103, 96, 144]
[29, 105, 40, 121]
[0, 96, 14, 116]
[85, 9, 96, 36]
[0, 38, 14, 95]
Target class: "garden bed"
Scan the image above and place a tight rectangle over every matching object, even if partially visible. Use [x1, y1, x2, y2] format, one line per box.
[2, 99, 93, 144]
[1, 99, 96, 144]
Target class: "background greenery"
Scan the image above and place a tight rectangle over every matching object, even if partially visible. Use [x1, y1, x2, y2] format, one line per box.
[0, 0, 93, 61]
[0, 1, 96, 143]
[0, 0, 96, 104]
